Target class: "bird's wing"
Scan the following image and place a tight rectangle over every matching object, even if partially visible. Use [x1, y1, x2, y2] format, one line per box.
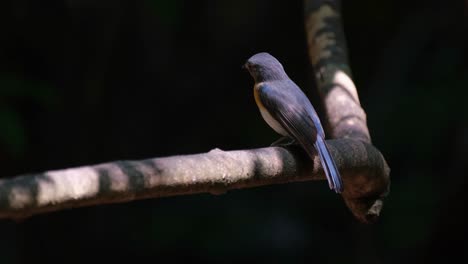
[257, 83, 319, 149]
[257, 83, 343, 192]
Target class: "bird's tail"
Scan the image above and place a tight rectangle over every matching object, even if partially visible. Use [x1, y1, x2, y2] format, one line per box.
[314, 136, 343, 193]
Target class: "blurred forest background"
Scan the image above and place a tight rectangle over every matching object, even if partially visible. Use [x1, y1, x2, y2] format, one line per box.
[0, 0, 467, 263]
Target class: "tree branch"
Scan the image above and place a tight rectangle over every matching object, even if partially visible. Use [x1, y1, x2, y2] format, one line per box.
[0, 139, 387, 222]
[0, 0, 390, 224]
[305, 0, 390, 222]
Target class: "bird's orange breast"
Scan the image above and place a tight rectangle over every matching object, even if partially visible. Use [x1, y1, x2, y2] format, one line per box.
[253, 84, 265, 110]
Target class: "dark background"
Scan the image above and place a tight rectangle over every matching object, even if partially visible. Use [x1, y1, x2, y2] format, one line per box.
[0, 0, 467, 263]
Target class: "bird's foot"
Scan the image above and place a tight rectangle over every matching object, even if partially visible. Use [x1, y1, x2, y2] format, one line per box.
[271, 136, 297, 147]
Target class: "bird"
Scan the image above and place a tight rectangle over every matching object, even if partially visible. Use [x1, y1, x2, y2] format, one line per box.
[244, 52, 343, 193]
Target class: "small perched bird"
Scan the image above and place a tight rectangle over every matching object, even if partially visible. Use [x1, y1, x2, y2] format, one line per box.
[244, 52, 343, 193]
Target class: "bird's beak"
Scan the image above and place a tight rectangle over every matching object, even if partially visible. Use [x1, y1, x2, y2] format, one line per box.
[242, 62, 249, 70]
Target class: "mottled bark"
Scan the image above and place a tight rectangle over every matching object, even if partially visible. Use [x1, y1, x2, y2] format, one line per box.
[0, 0, 390, 224]
[305, 0, 390, 222]
[0, 139, 387, 222]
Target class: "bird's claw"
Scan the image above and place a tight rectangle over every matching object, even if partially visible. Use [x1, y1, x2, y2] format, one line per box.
[270, 136, 297, 147]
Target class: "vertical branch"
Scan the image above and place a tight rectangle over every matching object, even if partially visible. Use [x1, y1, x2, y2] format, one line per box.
[304, 0, 390, 223]
[305, 0, 370, 142]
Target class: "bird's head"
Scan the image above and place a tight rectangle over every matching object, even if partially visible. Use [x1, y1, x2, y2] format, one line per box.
[243, 52, 288, 82]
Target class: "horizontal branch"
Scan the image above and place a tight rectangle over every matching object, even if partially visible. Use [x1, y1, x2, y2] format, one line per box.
[0, 0, 390, 225]
[0, 139, 388, 223]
